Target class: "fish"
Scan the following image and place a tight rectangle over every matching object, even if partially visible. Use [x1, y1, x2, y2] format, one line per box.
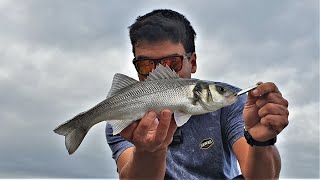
[54, 64, 239, 154]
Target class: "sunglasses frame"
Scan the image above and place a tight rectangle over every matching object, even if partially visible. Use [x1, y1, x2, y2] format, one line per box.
[133, 52, 192, 75]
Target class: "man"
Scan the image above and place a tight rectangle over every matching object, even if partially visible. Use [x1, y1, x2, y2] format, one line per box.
[106, 9, 289, 179]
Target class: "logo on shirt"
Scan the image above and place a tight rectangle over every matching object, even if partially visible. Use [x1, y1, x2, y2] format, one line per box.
[199, 138, 214, 149]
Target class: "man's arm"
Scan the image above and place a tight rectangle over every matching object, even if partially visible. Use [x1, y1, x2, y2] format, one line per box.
[233, 138, 281, 179]
[117, 147, 168, 179]
[116, 110, 177, 180]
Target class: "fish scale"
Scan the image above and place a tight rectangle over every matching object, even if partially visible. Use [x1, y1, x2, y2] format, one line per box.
[104, 81, 192, 120]
[105, 79, 191, 110]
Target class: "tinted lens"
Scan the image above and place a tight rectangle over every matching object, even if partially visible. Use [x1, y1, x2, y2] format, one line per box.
[134, 55, 184, 75]
[160, 56, 182, 72]
[135, 60, 155, 75]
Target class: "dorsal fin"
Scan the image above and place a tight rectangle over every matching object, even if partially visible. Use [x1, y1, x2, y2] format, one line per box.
[146, 64, 180, 81]
[107, 73, 138, 98]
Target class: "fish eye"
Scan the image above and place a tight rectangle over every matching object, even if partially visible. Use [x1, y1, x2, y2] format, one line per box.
[216, 86, 226, 94]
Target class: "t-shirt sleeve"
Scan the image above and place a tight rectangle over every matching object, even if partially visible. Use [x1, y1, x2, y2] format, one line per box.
[105, 123, 134, 162]
[221, 92, 247, 147]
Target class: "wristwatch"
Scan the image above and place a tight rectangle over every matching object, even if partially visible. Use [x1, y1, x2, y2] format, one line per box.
[244, 128, 277, 146]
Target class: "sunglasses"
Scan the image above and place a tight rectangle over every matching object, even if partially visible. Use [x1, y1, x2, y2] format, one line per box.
[133, 53, 192, 75]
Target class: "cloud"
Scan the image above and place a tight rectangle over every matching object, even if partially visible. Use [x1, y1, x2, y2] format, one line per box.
[277, 102, 320, 178]
[0, 0, 318, 178]
[0, 0, 134, 51]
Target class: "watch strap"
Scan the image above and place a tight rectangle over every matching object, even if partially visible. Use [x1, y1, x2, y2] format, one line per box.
[244, 129, 277, 146]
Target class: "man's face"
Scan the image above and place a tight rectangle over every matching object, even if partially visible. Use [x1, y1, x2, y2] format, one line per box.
[134, 40, 197, 81]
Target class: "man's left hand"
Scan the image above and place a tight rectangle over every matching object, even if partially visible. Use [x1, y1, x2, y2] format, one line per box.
[243, 82, 289, 142]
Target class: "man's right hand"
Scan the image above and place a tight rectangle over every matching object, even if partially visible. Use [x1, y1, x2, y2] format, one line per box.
[120, 109, 177, 152]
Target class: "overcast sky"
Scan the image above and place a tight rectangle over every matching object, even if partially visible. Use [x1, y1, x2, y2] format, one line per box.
[0, 0, 319, 179]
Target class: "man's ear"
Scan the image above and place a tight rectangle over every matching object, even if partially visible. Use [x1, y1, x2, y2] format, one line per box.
[190, 53, 197, 73]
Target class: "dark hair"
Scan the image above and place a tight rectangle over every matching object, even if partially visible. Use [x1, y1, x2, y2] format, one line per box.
[129, 9, 197, 55]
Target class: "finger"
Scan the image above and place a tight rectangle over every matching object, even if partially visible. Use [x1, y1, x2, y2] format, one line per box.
[120, 121, 139, 140]
[153, 109, 173, 146]
[149, 118, 159, 131]
[251, 82, 281, 97]
[256, 93, 289, 108]
[245, 90, 259, 107]
[260, 114, 289, 134]
[162, 117, 178, 145]
[258, 103, 289, 118]
[134, 111, 157, 139]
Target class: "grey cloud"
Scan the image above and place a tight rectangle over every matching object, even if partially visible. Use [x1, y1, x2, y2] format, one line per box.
[277, 102, 320, 178]
[190, 1, 318, 45]
[0, 0, 318, 179]
[0, 0, 140, 52]
[279, 141, 320, 178]
[0, 75, 118, 178]
[0, 133, 118, 178]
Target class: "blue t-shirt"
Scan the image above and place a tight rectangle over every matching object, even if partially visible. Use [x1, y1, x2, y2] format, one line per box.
[105, 82, 246, 179]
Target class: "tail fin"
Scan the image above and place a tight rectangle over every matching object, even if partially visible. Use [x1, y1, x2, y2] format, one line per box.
[54, 114, 89, 154]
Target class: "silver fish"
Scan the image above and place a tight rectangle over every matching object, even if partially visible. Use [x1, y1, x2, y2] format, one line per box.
[54, 64, 238, 154]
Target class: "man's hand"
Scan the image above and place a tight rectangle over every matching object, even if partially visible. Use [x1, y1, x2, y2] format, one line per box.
[243, 82, 289, 141]
[120, 109, 177, 152]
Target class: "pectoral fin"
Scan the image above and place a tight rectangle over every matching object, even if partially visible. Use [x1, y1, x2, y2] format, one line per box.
[174, 111, 192, 127]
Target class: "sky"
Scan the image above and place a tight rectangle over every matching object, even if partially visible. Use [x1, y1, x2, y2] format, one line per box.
[0, 0, 319, 179]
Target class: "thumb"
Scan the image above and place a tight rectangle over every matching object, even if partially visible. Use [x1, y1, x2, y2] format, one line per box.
[245, 82, 262, 106]
[246, 90, 258, 106]
[243, 82, 262, 129]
